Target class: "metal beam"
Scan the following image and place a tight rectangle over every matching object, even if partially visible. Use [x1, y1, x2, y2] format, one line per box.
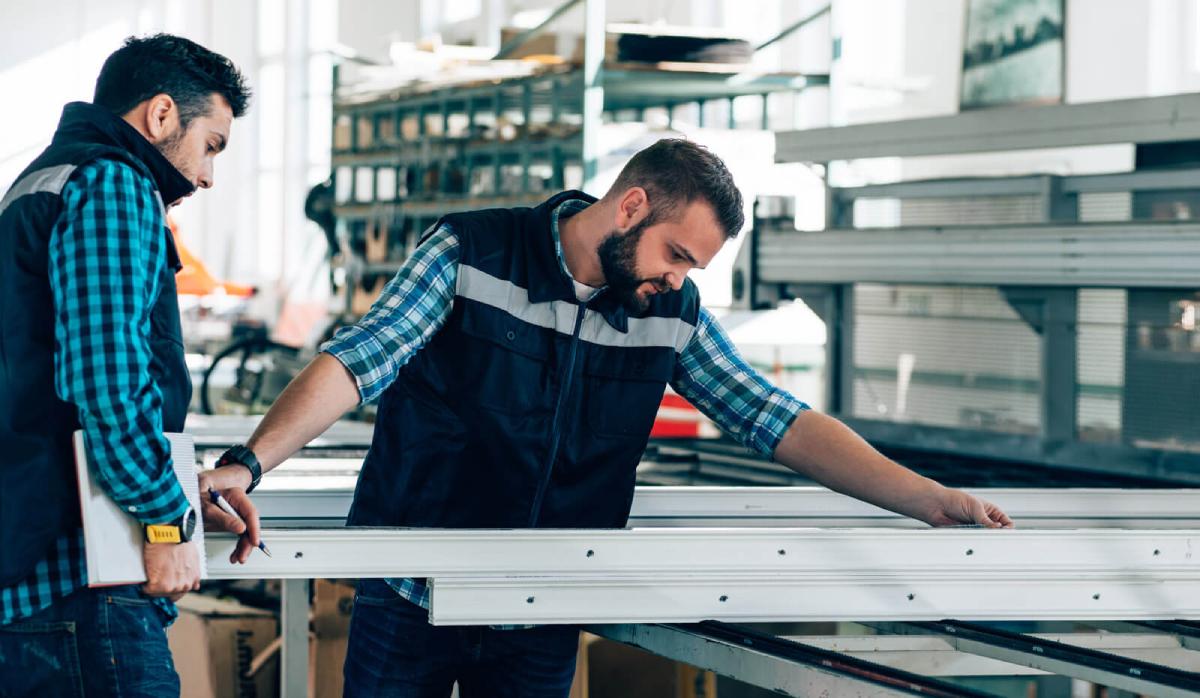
[868, 621, 1200, 698]
[249, 486, 1200, 527]
[206, 527, 1200, 581]
[580, 0, 604, 193]
[589, 622, 988, 697]
[776, 93, 1200, 162]
[755, 221, 1200, 288]
[280, 578, 309, 698]
[832, 168, 1200, 204]
[429, 572, 1200, 625]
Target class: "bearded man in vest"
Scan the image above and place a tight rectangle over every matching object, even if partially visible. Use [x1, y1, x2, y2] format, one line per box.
[202, 139, 1013, 697]
[0, 34, 250, 696]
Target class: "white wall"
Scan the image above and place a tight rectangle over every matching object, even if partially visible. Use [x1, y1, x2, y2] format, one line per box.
[1, 0, 337, 317]
[829, 0, 1200, 183]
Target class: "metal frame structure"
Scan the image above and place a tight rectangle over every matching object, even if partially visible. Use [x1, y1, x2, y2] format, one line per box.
[200, 484, 1200, 697]
[735, 93, 1200, 483]
[331, 0, 826, 319]
[206, 516, 1200, 697]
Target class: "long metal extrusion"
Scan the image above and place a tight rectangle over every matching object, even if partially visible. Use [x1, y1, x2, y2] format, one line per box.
[205, 527, 1200, 580]
[589, 622, 992, 698]
[202, 527, 1200, 625]
[775, 92, 1200, 161]
[427, 572, 1200, 626]
[865, 621, 1200, 698]
[248, 486, 1200, 528]
[752, 221, 1200, 289]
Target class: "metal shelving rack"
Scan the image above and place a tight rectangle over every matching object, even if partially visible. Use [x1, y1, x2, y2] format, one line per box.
[736, 93, 1200, 483]
[328, 0, 827, 317]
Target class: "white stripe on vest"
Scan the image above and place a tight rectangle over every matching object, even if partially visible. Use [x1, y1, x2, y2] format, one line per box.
[456, 263, 696, 353]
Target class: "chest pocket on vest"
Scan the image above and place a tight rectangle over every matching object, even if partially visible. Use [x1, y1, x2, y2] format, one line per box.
[457, 302, 555, 413]
[583, 348, 675, 438]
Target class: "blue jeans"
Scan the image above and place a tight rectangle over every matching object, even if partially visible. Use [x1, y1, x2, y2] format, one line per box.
[344, 579, 579, 698]
[0, 585, 178, 697]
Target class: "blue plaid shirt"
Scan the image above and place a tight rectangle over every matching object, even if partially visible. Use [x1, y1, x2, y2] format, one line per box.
[322, 198, 809, 612]
[0, 159, 192, 625]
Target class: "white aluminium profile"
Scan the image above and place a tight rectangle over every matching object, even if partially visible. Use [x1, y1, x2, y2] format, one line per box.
[205, 527, 1200, 580]
[247, 486, 1200, 526]
[428, 573, 1200, 626]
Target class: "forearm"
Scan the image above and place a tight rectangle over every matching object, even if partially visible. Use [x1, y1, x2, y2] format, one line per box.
[772, 410, 945, 520]
[244, 352, 362, 473]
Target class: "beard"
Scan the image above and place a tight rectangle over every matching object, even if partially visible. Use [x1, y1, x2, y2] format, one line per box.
[597, 218, 665, 313]
[155, 128, 194, 191]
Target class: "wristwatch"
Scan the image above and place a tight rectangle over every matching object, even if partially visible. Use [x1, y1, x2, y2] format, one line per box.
[216, 444, 262, 494]
[144, 505, 197, 544]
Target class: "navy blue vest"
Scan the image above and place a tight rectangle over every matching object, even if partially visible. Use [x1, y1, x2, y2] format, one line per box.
[0, 103, 193, 584]
[348, 192, 701, 530]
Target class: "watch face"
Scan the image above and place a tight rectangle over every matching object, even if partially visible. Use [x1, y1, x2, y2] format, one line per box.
[181, 507, 197, 540]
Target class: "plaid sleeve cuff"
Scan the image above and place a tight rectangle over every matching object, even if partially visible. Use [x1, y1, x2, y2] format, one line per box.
[320, 326, 396, 404]
[82, 426, 193, 525]
[747, 390, 810, 457]
[125, 472, 192, 525]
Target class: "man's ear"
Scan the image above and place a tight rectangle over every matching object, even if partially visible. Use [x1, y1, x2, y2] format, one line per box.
[615, 187, 648, 229]
[143, 94, 179, 143]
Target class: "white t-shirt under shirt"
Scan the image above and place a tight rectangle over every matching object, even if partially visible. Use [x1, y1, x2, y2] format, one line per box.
[573, 279, 600, 303]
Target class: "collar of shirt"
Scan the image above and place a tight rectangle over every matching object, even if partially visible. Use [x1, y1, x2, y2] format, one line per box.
[550, 198, 603, 302]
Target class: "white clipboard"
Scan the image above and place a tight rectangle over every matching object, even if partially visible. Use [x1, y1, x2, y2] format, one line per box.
[73, 430, 208, 585]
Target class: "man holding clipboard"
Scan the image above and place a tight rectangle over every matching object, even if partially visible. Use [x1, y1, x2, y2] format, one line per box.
[0, 35, 249, 696]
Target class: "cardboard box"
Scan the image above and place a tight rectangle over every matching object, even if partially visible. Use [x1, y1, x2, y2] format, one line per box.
[168, 594, 280, 698]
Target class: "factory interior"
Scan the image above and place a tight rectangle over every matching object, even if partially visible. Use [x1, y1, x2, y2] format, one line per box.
[3, 1, 1200, 696]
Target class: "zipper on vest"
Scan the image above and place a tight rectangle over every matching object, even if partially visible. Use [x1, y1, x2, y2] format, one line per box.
[527, 302, 587, 526]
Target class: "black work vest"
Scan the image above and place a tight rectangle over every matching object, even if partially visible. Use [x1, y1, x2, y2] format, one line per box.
[347, 191, 701, 530]
[0, 103, 193, 584]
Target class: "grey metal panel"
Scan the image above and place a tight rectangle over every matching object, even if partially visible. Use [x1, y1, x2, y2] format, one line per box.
[758, 222, 1200, 287]
[777, 93, 1200, 162]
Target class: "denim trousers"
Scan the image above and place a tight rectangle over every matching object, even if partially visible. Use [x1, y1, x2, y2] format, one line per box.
[0, 584, 178, 697]
[344, 579, 580, 698]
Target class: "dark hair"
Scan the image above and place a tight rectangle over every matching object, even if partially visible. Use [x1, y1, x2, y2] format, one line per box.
[606, 138, 745, 238]
[93, 34, 251, 127]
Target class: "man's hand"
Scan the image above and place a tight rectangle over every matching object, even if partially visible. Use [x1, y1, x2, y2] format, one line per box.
[921, 487, 1013, 528]
[142, 541, 201, 601]
[198, 465, 262, 564]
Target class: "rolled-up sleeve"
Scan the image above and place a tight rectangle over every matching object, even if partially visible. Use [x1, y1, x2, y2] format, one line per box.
[670, 308, 810, 456]
[320, 226, 459, 404]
